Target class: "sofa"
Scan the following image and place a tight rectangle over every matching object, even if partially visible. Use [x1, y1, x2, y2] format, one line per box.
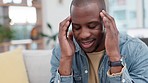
[0, 48, 52, 83]
[23, 50, 52, 83]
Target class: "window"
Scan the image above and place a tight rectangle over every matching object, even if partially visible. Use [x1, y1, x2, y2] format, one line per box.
[144, 0, 148, 27]
[0, 0, 43, 51]
[9, 6, 37, 40]
[108, 0, 137, 33]
[0, 0, 41, 40]
[3, 0, 22, 4]
[9, 6, 36, 24]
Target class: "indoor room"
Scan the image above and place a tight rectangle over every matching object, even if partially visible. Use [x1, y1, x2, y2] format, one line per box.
[0, 0, 148, 83]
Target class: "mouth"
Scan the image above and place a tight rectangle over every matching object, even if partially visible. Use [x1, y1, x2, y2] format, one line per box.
[80, 39, 95, 49]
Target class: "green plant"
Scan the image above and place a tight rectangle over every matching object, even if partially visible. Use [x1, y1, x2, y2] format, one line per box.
[0, 25, 15, 43]
[40, 23, 58, 44]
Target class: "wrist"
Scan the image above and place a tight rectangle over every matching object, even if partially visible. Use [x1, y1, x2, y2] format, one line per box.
[108, 54, 121, 62]
[60, 55, 73, 62]
[109, 56, 124, 74]
[61, 52, 74, 58]
[59, 58, 72, 76]
[110, 66, 123, 74]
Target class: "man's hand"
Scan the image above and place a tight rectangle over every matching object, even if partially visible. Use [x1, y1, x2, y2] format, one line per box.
[100, 10, 122, 74]
[59, 16, 75, 58]
[58, 16, 75, 75]
[100, 10, 121, 62]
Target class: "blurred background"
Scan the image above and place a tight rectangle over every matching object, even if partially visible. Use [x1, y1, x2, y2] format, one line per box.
[0, 0, 148, 52]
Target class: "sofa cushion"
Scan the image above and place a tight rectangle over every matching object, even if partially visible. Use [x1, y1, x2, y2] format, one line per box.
[0, 48, 29, 83]
[23, 50, 52, 83]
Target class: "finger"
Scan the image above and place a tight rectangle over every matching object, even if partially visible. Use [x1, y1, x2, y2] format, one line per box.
[102, 10, 118, 31]
[59, 21, 71, 39]
[59, 16, 71, 28]
[102, 10, 113, 22]
[100, 12, 113, 29]
[102, 16, 111, 34]
[59, 16, 71, 33]
[102, 14, 119, 40]
[100, 12, 105, 19]
[100, 12, 116, 33]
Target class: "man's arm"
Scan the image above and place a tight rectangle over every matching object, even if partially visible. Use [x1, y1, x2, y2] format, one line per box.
[100, 10, 123, 74]
[100, 10, 148, 82]
[50, 45, 74, 83]
[58, 16, 75, 76]
[50, 16, 75, 83]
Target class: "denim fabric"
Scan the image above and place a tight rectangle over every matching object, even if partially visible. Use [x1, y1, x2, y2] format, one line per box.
[50, 33, 148, 83]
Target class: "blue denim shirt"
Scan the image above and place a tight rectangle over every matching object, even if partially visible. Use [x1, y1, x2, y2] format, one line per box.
[50, 34, 148, 83]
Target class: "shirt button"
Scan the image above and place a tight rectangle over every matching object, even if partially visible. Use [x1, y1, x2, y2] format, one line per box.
[122, 79, 125, 83]
[85, 70, 88, 73]
[58, 80, 60, 83]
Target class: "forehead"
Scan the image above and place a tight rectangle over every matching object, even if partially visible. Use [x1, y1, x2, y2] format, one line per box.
[71, 2, 100, 14]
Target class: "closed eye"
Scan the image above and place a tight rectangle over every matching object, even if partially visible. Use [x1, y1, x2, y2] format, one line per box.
[87, 22, 101, 29]
[88, 24, 97, 29]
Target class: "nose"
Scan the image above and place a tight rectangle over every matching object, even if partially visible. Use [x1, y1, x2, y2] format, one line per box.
[79, 27, 91, 39]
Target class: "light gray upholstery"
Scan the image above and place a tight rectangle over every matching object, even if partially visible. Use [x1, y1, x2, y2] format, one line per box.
[23, 50, 52, 83]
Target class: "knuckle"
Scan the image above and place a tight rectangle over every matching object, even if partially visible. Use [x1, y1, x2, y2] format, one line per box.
[61, 26, 65, 31]
[106, 24, 110, 28]
[108, 21, 111, 24]
[117, 31, 119, 34]
[115, 31, 119, 36]
[111, 17, 115, 21]
[59, 22, 63, 27]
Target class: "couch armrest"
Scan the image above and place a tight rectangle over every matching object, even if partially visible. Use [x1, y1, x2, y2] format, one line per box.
[23, 50, 52, 83]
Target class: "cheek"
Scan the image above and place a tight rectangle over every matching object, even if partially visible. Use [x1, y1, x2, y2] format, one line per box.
[91, 25, 103, 34]
[93, 28, 102, 35]
[93, 30, 103, 40]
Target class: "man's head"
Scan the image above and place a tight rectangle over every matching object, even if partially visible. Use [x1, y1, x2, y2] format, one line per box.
[70, 0, 106, 53]
[70, 0, 106, 11]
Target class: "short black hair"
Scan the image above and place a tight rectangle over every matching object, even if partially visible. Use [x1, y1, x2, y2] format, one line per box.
[70, 0, 106, 13]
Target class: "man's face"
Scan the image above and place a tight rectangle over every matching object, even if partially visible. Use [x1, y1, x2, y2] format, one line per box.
[71, 3, 104, 53]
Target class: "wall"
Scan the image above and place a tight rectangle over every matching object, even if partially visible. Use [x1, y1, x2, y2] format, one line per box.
[41, 0, 71, 35]
[41, 0, 71, 49]
[0, 7, 3, 24]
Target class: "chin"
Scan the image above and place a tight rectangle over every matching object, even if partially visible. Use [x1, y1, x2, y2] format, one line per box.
[83, 48, 95, 53]
[79, 43, 97, 53]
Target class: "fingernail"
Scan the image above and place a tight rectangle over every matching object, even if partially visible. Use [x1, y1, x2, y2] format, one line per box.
[100, 12, 103, 15]
[100, 12, 102, 15]
[102, 10, 105, 13]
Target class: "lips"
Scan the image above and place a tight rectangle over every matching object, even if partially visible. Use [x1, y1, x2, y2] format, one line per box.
[80, 39, 94, 48]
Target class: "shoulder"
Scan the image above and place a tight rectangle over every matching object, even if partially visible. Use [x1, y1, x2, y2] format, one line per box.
[119, 33, 148, 64]
[119, 33, 148, 59]
[119, 33, 147, 49]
